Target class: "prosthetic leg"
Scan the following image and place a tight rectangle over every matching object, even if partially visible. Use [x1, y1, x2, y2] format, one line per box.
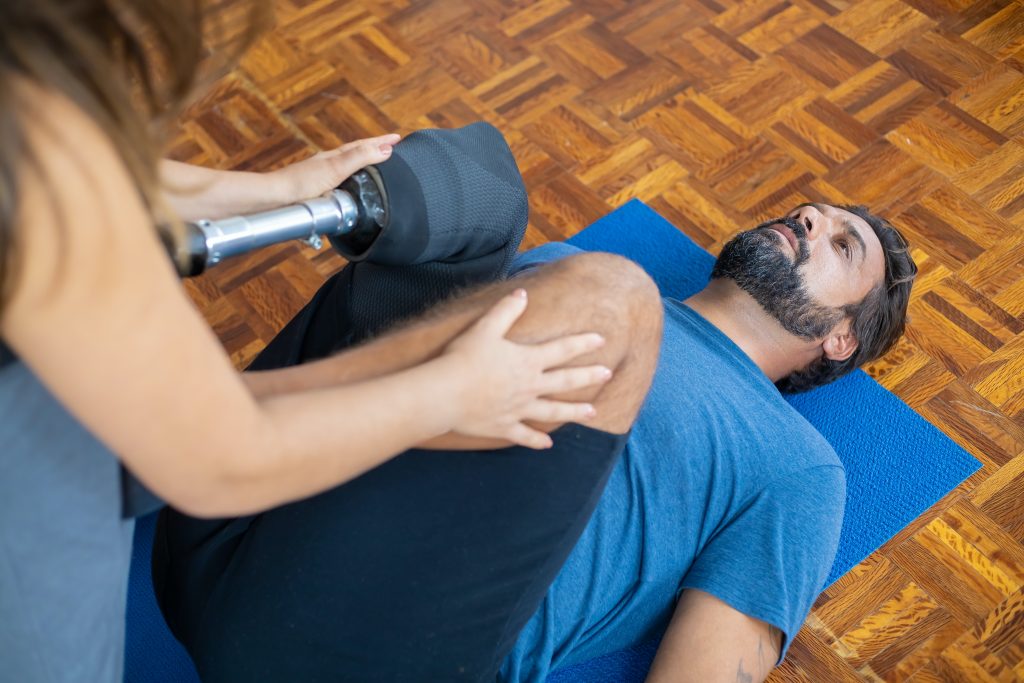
[173, 122, 527, 276]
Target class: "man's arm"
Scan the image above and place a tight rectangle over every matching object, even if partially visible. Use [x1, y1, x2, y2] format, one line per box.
[242, 245, 589, 401]
[241, 286, 519, 449]
[241, 252, 661, 449]
[645, 590, 783, 683]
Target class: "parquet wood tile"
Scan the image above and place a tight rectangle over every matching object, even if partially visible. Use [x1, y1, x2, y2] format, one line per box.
[168, 0, 1024, 678]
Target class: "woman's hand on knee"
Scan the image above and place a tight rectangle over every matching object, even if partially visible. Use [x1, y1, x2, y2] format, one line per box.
[440, 290, 613, 449]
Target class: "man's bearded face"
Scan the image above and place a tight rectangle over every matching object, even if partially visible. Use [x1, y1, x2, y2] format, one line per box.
[710, 215, 846, 340]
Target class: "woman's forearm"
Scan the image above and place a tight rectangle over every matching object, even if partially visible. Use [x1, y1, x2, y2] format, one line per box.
[191, 356, 464, 517]
[160, 134, 397, 222]
[160, 160, 289, 221]
[243, 317, 469, 399]
[242, 275, 517, 399]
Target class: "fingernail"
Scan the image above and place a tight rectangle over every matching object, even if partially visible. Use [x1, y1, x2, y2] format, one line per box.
[599, 367, 613, 380]
[380, 145, 392, 155]
[592, 334, 606, 347]
[585, 404, 597, 417]
[544, 437, 554, 449]
[513, 288, 527, 299]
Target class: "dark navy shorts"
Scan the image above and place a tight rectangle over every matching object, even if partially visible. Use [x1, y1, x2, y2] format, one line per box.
[154, 420, 626, 682]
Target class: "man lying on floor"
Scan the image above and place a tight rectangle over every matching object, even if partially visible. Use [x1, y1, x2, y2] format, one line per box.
[153, 177, 916, 682]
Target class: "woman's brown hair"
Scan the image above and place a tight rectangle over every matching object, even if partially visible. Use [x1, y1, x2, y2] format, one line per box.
[0, 0, 271, 309]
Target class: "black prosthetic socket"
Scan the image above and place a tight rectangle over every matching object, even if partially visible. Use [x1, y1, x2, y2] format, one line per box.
[330, 153, 428, 263]
[329, 168, 390, 260]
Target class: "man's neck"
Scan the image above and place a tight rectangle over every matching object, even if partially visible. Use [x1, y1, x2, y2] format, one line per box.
[682, 279, 821, 383]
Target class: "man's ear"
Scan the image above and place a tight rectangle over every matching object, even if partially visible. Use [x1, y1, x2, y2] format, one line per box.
[822, 319, 858, 362]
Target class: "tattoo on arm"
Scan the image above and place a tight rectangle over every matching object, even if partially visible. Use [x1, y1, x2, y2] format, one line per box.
[744, 626, 783, 683]
[736, 659, 753, 683]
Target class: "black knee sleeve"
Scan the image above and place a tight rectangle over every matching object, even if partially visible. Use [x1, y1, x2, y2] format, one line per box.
[330, 122, 528, 271]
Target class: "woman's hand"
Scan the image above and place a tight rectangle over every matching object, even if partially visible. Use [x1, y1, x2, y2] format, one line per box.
[162, 134, 401, 221]
[268, 133, 401, 204]
[441, 289, 613, 450]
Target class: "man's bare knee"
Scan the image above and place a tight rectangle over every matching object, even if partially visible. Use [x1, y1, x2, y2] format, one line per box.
[569, 254, 662, 432]
[564, 252, 660, 308]
[514, 252, 663, 434]
[548, 252, 662, 353]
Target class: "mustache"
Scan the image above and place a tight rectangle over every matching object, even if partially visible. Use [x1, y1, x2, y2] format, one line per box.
[752, 215, 809, 262]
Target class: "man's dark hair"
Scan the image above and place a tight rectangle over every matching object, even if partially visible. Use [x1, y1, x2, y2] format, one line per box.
[776, 205, 918, 394]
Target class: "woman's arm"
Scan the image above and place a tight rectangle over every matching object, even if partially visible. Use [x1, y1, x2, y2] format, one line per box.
[158, 160, 285, 220]
[160, 134, 400, 220]
[1, 86, 598, 518]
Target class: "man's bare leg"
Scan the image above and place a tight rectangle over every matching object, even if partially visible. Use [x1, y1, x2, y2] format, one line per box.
[245, 251, 664, 439]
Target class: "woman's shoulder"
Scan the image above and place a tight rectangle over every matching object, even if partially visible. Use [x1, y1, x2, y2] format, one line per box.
[8, 76, 145, 237]
[11, 76, 115, 148]
[1, 76, 153, 334]
[12, 78, 137, 200]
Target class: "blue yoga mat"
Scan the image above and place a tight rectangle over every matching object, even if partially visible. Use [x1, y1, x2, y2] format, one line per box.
[125, 199, 981, 682]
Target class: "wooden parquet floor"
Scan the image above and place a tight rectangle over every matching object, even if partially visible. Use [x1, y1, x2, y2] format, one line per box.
[167, 0, 1024, 679]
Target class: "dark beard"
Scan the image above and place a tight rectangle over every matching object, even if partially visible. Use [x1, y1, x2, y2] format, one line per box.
[710, 215, 844, 340]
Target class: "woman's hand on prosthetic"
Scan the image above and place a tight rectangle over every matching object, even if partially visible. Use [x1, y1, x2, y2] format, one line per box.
[267, 133, 401, 204]
[161, 134, 401, 221]
[441, 289, 613, 450]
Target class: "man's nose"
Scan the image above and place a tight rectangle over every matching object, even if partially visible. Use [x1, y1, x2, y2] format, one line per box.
[794, 206, 822, 241]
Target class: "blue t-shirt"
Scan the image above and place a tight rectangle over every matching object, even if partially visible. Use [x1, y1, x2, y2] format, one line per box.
[500, 245, 846, 682]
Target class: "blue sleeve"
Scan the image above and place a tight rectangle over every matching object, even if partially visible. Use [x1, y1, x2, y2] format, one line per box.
[679, 464, 845, 662]
[510, 243, 584, 277]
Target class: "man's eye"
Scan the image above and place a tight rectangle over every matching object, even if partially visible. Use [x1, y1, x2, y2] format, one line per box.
[837, 240, 851, 259]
